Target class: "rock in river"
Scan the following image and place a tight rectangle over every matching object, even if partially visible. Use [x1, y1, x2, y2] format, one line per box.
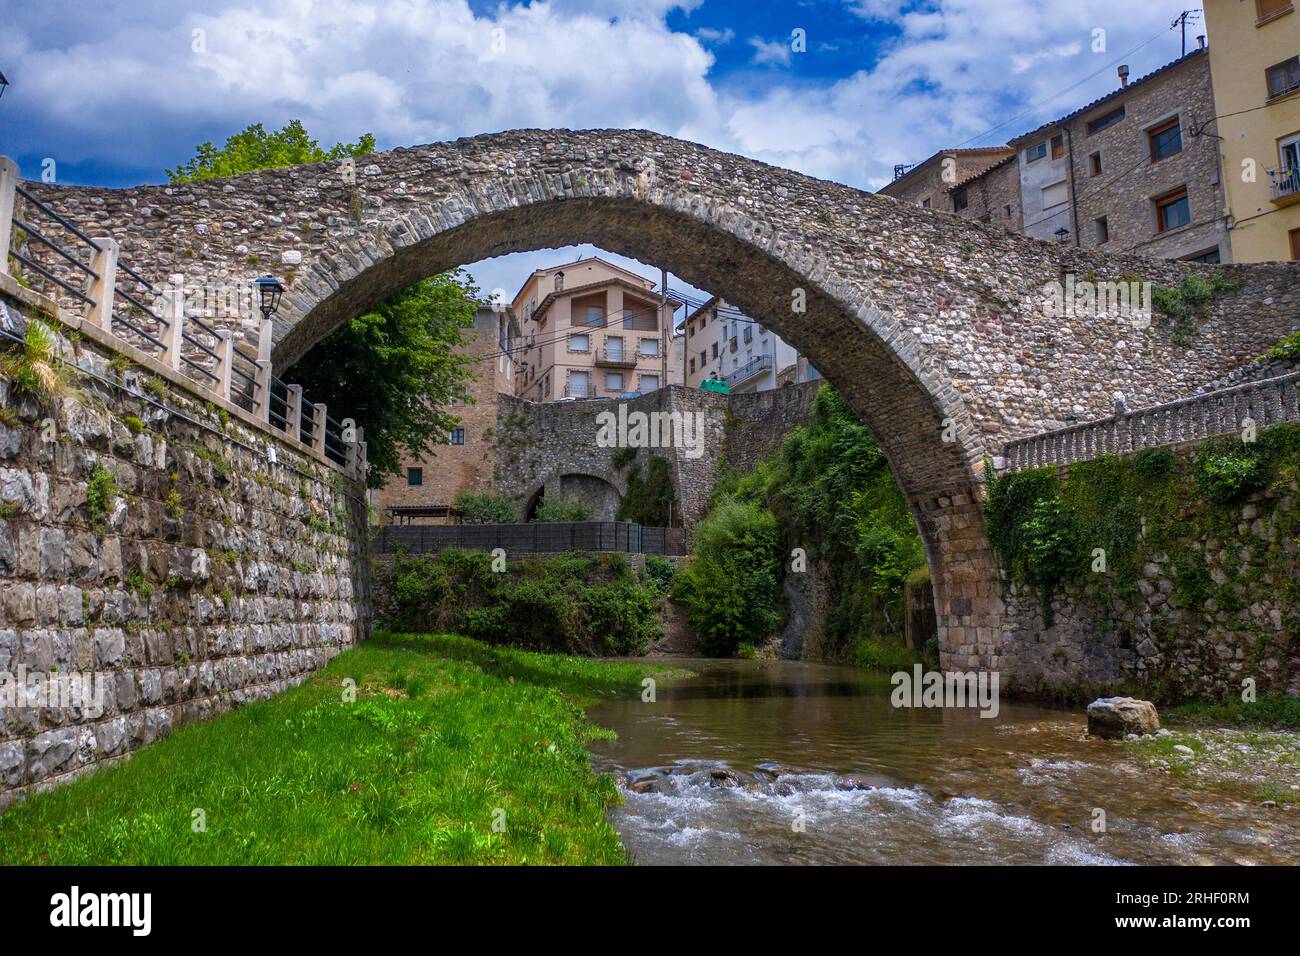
[1086, 697, 1160, 739]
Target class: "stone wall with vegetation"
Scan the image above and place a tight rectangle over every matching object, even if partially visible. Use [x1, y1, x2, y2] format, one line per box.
[0, 286, 370, 808]
[989, 426, 1300, 701]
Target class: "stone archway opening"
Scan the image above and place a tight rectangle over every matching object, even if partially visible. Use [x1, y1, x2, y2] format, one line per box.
[524, 471, 624, 522]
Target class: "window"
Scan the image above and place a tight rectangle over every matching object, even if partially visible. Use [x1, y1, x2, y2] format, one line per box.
[1089, 152, 1103, 177]
[553, 271, 564, 291]
[640, 375, 659, 391]
[449, 428, 465, 446]
[952, 187, 969, 211]
[920, 197, 931, 208]
[406, 467, 423, 486]
[1184, 248, 1221, 264]
[1283, 133, 1300, 172]
[1267, 57, 1300, 98]
[742, 326, 753, 343]
[699, 350, 707, 365]
[1025, 142, 1047, 162]
[568, 333, 590, 352]
[606, 335, 624, 360]
[1148, 117, 1183, 162]
[1042, 180, 1069, 209]
[1156, 187, 1191, 233]
[639, 338, 659, 357]
[568, 371, 590, 397]
[711, 342, 718, 359]
[1050, 134, 1065, 160]
[1086, 105, 1125, 135]
[606, 372, 624, 391]
[1291, 227, 1300, 260]
[1094, 217, 1109, 244]
[1257, 0, 1294, 23]
[689, 358, 696, 375]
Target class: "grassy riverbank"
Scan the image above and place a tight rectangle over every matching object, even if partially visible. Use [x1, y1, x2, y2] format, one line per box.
[0, 633, 667, 865]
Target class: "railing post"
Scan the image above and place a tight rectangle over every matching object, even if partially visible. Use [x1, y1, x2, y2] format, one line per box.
[254, 360, 272, 421]
[347, 425, 366, 479]
[0, 157, 18, 278]
[311, 403, 327, 460]
[286, 384, 303, 442]
[85, 237, 120, 331]
[215, 329, 234, 401]
[160, 288, 185, 370]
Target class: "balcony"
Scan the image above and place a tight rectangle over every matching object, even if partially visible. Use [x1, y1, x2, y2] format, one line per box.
[594, 346, 638, 368]
[1269, 167, 1300, 207]
[563, 381, 591, 398]
[725, 353, 773, 388]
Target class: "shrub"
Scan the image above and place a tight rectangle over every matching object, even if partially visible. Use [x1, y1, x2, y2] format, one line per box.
[643, 555, 677, 593]
[1, 318, 77, 402]
[1196, 448, 1265, 504]
[455, 491, 517, 524]
[847, 637, 915, 672]
[533, 495, 592, 523]
[672, 498, 780, 656]
[1133, 447, 1175, 479]
[86, 465, 119, 531]
[1264, 331, 1300, 363]
[617, 456, 674, 526]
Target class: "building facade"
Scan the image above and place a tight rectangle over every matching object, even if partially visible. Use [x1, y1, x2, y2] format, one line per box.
[1010, 47, 1229, 262]
[1204, 0, 1300, 261]
[878, 147, 1016, 215]
[511, 257, 679, 401]
[681, 296, 801, 393]
[376, 303, 520, 518]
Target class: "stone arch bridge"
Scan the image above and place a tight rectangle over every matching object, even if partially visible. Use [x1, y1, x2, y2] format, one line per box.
[15, 129, 1300, 675]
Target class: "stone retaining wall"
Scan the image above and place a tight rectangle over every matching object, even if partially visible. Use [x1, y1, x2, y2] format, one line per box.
[0, 284, 371, 808]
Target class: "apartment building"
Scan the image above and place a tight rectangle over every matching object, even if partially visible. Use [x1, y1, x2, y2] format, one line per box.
[377, 303, 521, 519]
[681, 297, 800, 393]
[1204, 0, 1300, 261]
[1009, 47, 1230, 262]
[511, 257, 679, 401]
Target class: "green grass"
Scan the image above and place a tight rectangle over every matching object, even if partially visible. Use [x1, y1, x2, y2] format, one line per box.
[1163, 694, 1300, 731]
[0, 633, 667, 865]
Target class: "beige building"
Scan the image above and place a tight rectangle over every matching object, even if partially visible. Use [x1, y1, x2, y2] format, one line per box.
[1205, 0, 1300, 261]
[376, 303, 520, 520]
[681, 297, 802, 393]
[511, 257, 680, 401]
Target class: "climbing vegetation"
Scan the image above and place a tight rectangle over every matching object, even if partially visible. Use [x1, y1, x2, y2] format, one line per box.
[1, 318, 79, 402]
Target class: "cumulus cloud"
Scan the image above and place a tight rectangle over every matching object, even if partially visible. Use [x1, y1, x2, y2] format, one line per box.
[747, 37, 793, 67]
[695, 27, 735, 45]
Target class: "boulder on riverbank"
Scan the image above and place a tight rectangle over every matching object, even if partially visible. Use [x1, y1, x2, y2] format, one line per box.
[1087, 697, 1161, 739]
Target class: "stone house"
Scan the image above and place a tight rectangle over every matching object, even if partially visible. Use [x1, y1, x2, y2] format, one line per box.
[1009, 46, 1230, 262]
[376, 303, 520, 521]
[878, 146, 1016, 213]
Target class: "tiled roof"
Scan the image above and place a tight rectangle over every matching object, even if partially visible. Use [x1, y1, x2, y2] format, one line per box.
[879, 146, 1014, 195]
[1009, 47, 1207, 146]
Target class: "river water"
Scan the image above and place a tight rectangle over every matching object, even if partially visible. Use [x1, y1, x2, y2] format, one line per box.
[586, 659, 1298, 865]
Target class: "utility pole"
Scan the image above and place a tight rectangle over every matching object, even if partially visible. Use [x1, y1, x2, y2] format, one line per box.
[1172, 10, 1200, 56]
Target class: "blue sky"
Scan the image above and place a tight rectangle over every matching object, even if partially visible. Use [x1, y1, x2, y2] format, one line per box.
[0, 0, 1202, 300]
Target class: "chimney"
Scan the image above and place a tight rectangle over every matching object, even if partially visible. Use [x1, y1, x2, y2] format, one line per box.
[1197, 35, 1206, 50]
[1118, 64, 1130, 88]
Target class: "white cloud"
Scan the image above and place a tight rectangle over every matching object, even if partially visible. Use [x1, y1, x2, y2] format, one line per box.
[695, 27, 735, 45]
[747, 37, 792, 67]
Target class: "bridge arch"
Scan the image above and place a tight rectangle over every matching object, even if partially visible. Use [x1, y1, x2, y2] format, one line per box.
[523, 468, 627, 522]
[22, 129, 1297, 674]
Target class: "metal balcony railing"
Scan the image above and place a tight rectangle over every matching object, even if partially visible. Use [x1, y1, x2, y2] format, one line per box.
[594, 346, 638, 368]
[725, 352, 773, 387]
[1269, 167, 1300, 205]
[563, 381, 591, 398]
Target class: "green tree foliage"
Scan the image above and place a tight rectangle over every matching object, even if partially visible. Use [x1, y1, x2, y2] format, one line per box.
[288, 274, 478, 486]
[455, 491, 518, 524]
[616, 455, 674, 525]
[533, 495, 593, 523]
[383, 549, 661, 655]
[672, 498, 781, 656]
[166, 120, 375, 182]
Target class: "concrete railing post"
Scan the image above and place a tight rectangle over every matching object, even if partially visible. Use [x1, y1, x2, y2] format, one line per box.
[85, 237, 120, 331]
[311, 403, 327, 460]
[254, 360, 272, 422]
[0, 157, 17, 278]
[286, 384, 303, 442]
[215, 329, 234, 401]
[160, 288, 185, 370]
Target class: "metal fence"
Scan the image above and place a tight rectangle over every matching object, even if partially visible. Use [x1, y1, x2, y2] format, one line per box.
[1, 155, 361, 478]
[374, 521, 687, 556]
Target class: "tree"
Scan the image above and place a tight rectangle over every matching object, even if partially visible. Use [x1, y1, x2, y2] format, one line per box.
[166, 120, 375, 182]
[164, 121, 479, 488]
[288, 275, 479, 487]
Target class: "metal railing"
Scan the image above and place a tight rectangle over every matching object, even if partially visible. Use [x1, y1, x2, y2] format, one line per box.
[1269, 166, 1300, 204]
[374, 521, 687, 556]
[1001, 371, 1300, 471]
[594, 346, 638, 367]
[0, 155, 364, 479]
[725, 352, 773, 387]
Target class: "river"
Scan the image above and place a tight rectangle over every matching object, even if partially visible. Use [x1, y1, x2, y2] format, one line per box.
[586, 658, 1298, 865]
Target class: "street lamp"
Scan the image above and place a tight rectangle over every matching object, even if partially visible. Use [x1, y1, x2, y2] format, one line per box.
[253, 274, 284, 321]
[1054, 227, 1071, 243]
[0, 72, 9, 101]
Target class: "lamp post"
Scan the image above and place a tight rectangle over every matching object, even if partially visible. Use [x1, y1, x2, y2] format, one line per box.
[253, 274, 284, 322]
[1054, 227, 1071, 243]
[0, 72, 9, 101]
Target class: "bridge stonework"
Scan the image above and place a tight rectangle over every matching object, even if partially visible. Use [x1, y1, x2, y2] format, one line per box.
[18, 129, 1300, 679]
